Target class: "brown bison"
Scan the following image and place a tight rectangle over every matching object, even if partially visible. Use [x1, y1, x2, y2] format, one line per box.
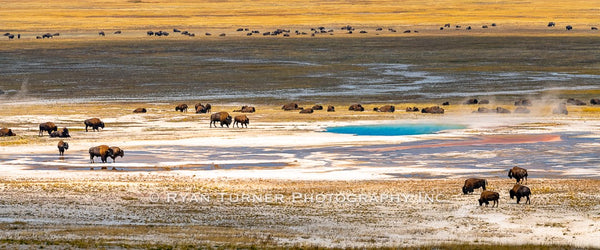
[233, 106, 256, 113]
[299, 108, 313, 114]
[175, 104, 188, 112]
[282, 103, 301, 111]
[590, 99, 600, 105]
[463, 178, 487, 194]
[374, 105, 395, 112]
[327, 105, 335, 112]
[57, 140, 69, 156]
[0, 128, 16, 136]
[567, 98, 586, 106]
[39, 122, 58, 136]
[348, 104, 364, 111]
[508, 166, 528, 184]
[421, 106, 444, 114]
[312, 105, 323, 110]
[233, 115, 249, 128]
[133, 108, 147, 113]
[50, 127, 70, 138]
[509, 184, 531, 204]
[89, 145, 114, 163]
[464, 98, 478, 104]
[479, 190, 499, 207]
[109, 146, 124, 163]
[84, 118, 105, 132]
[210, 112, 232, 128]
[496, 107, 511, 113]
[195, 103, 211, 113]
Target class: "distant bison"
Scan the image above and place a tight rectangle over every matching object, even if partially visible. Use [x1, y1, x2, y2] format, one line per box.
[509, 184, 531, 204]
[406, 107, 419, 112]
[109, 146, 124, 163]
[421, 106, 444, 114]
[374, 105, 395, 112]
[327, 105, 335, 112]
[478, 99, 490, 104]
[348, 104, 364, 111]
[312, 105, 323, 110]
[50, 127, 70, 138]
[282, 103, 301, 111]
[299, 108, 313, 114]
[0, 128, 16, 136]
[514, 99, 532, 106]
[210, 112, 232, 128]
[233, 114, 249, 128]
[84, 118, 104, 132]
[464, 98, 478, 105]
[89, 145, 114, 163]
[57, 140, 69, 156]
[496, 107, 511, 113]
[591, 99, 600, 105]
[508, 166, 528, 184]
[463, 178, 487, 194]
[175, 104, 188, 112]
[567, 98, 586, 106]
[479, 190, 499, 207]
[133, 108, 147, 113]
[233, 105, 255, 113]
[39, 122, 58, 136]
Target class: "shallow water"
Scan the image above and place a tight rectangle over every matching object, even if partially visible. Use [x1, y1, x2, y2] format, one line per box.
[1, 37, 600, 104]
[325, 123, 466, 136]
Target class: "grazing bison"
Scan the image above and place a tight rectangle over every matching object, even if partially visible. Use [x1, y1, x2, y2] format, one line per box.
[374, 105, 395, 112]
[508, 166, 528, 184]
[282, 103, 301, 111]
[299, 108, 313, 114]
[89, 145, 114, 163]
[233, 106, 256, 113]
[312, 105, 323, 110]
[421, 106, 444, 114]
[175, 104, 188, 112]
[463, 178, 487, 194]
[552, 103, 568, 115]
[348, 104, 364, 111]
[0, 128, 16, 136]
[233, 115, 249, 128]
[133, 108, 147, 113]
[39, 122, 58, 136]
[109, 146, 124, 163]
[57, 140, 68, 156]
[210, 112, 232, 128]
[327, 105, 335, 112]
[591, 99, 600, 105]
[479, 190, 500, 207]
[509, 184, 531, 204]
[50, 127, 70, 138]
[84, 118, 105, 132]
[195, 103, 210, 113]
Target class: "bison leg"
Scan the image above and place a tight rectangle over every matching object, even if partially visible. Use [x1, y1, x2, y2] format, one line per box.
[493, 200, 498, 207]
[85, 125, 89, 132]
[526, 195, 530, 204]
[516, 196, 521, 204]
[90, 154, 95, 163]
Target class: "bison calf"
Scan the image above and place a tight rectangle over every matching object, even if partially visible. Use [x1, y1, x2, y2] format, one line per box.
[58, 140, 69, 156]
[509, 184, 531, 204]
[233, 115, 249, 128]
[508, 166, 528, 184]
[462, 178, 487, 194]
[479, 190, 500, 207]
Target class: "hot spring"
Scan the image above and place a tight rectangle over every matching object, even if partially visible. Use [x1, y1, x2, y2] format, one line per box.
[325, 123, 466, 136]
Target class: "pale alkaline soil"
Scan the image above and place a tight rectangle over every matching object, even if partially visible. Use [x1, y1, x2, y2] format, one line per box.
[1, 36, 600, 104]
[0, 177, 599, 248]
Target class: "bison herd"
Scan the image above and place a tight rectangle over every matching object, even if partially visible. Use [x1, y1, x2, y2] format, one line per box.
[462, 166, 531, 207]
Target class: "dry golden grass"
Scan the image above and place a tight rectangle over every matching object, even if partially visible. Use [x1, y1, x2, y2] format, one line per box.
[1, 0, 599, 34]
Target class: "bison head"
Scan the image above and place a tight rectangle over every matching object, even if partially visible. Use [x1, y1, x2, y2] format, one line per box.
[508, 169, 513, 179]
[462, 186, 471, 195]
[509, 189, 516, 199]
[224, 115, 232, 125]
[478, 198, 485, 206]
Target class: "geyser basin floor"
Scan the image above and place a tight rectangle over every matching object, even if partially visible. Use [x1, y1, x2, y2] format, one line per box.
[325, 123, 466, 136]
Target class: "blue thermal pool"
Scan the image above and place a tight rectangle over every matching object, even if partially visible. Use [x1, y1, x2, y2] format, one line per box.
[325, 123, 466, 136]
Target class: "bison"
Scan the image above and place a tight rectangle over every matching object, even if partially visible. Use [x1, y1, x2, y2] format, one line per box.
[50, 127, 70, 138]
[508, 166, 528, 184]
[109, 146, 124, 163]
[233, 115, 249, 128]
[509, 184, 531, 204]
[496, 107, 511, 113]
[312, 105, 324, 110]
[421, 106, 444, 114]
[210, 112, 232, 128]
[567, 98, 586, 106]
[327, 105, 335, 112]
[464, 98, 478, 105]
[299, 108, 313, 114]
[591, 99, 600, 105]
[84, 118, 105, 132]
[175, 104, 188, 112]
[89, 145, 114, 163]
[282, 103, 301, 111]
[233, 106, 255, 113]
[57, 140, 69, 156]
[0, 128, 16, 136]
[133, 108, 147, 113]
[348, 104, 364, 111]
[463, 178, 487, 194]
[514, 99, 532, 106]
[39, 122, 58, 136]
[479, 190, 499, 207]
[374, 105, 395, 112]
